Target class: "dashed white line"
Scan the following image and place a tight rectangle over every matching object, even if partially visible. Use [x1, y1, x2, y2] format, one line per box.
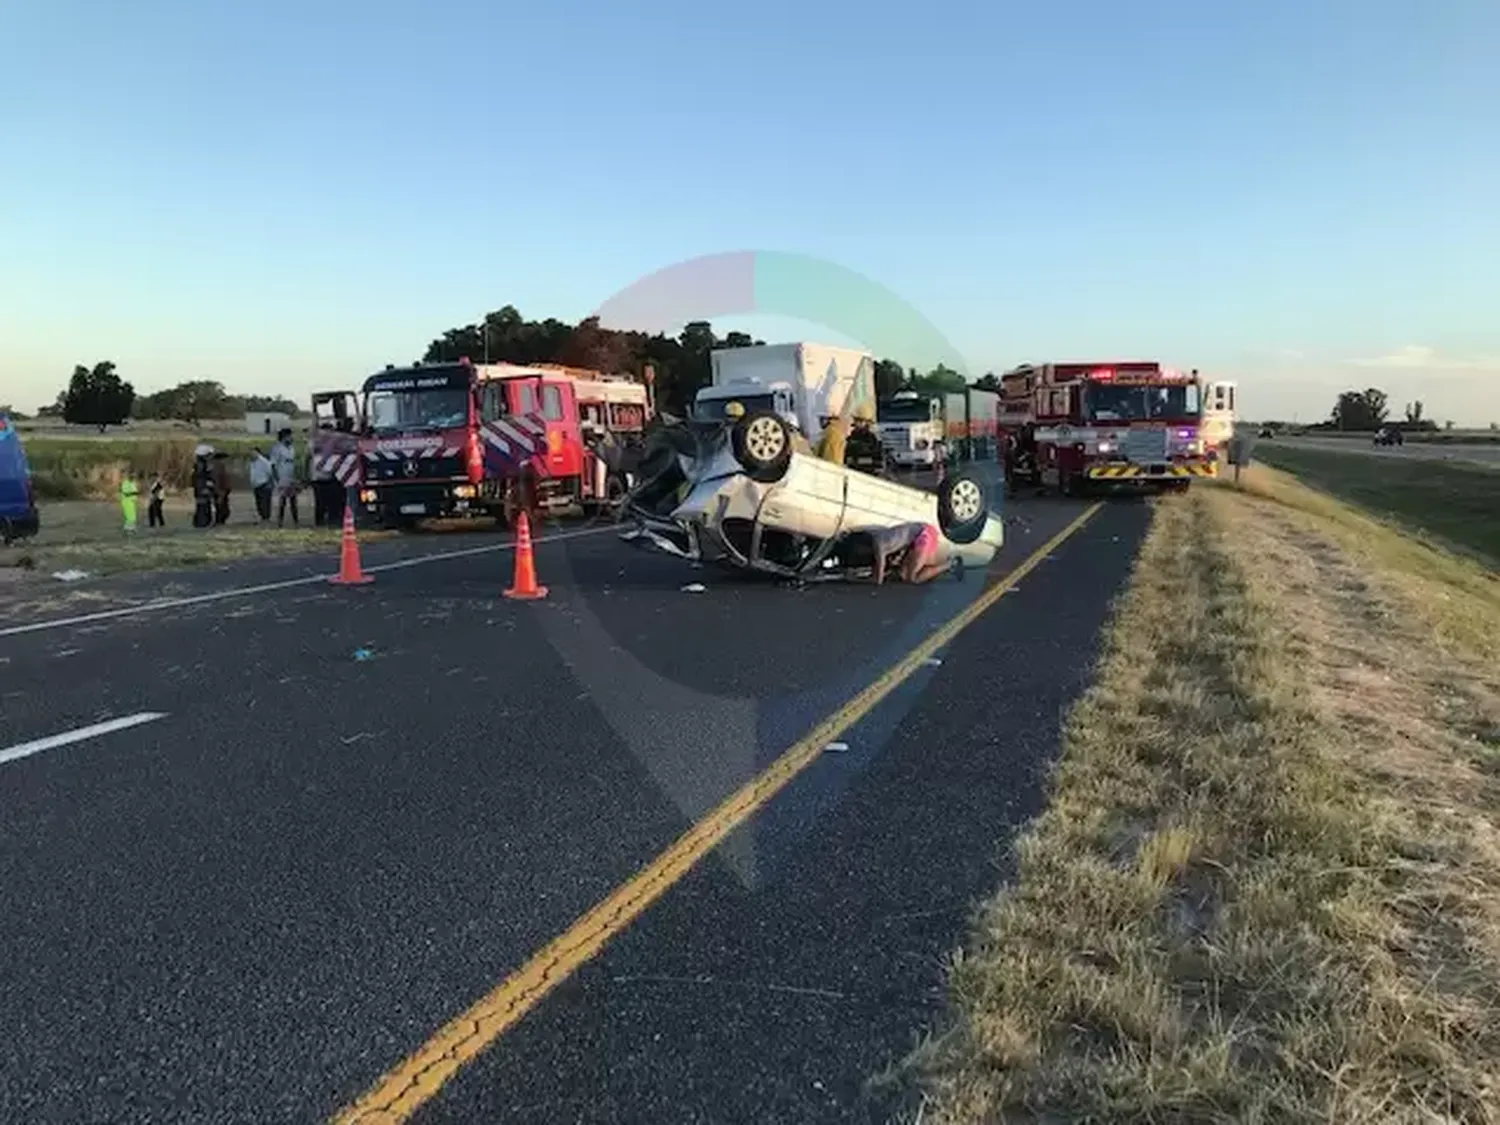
[0, 524, 616, 639]
[0, 712, 169, 767]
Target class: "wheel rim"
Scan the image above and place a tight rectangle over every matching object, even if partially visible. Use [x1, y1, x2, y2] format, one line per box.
[949, 479, 983, 522]
[745, 417, 786, 462]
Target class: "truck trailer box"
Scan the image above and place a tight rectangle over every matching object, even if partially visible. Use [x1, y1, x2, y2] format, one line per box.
[706, 342, 877, 444]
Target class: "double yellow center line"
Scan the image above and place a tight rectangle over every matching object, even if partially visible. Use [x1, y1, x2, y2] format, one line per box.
[332, 502, 1104, 1123]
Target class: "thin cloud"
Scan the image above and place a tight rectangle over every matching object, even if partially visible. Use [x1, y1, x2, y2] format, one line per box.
[1346, 345, 1500, 371]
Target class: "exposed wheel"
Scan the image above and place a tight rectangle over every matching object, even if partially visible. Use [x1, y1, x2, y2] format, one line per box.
[731, 410, 794, 483]
[937, 469, 989, 545]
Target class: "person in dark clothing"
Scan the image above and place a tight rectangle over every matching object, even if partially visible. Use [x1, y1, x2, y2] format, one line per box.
[147, 475, 166, 527]
[211, 452, 233, 525]
[191, 448, 215, 528]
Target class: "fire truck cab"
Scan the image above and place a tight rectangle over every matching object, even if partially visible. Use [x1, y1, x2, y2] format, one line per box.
[352, 358, 651, 529]
[1000, 361, 1216, 496]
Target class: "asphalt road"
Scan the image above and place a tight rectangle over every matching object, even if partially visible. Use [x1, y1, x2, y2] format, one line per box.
[0, 492, 1150, 1124]
[1269, 435, 1500, 467]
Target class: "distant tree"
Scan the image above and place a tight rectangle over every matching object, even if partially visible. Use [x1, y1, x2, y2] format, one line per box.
[874, 359, 906, 398]
[1404, 399, 1424, 424]
[133, 380, 238, 424]
[1329, 387, 1389, 431]
[911, 363, 968, 394]
[0, 404, 27, 420]
[973, 373, 1001, 391]
[242, 394, 301, 416]
[62, 361, 135, 431]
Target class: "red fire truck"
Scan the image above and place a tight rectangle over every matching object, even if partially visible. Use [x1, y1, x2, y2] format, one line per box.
[317, 358, 650, 529]
[999, 361, 1217, 495]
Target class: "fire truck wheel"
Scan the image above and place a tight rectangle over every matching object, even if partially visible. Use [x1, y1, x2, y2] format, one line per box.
[731, 410, 794, 483]
[937, 469, 990, 545]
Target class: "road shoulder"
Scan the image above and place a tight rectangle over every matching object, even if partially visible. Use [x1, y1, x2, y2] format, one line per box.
[905, 479, 1500, 1123]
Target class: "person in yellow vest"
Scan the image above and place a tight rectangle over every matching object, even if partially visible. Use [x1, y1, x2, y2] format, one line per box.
[120, 473, 139, 532]
[817, 416, 849, 464]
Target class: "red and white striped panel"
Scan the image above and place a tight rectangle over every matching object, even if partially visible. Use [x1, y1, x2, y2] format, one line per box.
[479, 414, 549, 465]
[312, 452, 363, 485]
[360, 444, 464, 462]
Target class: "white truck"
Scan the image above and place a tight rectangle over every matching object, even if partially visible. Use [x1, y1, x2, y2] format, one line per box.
[877, 386, 1001, 467]
[693, 342, 878, 447]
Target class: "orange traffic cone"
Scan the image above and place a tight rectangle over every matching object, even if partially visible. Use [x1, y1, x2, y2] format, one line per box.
[504, 510, 548, 600]
[330, 504, 374, 585]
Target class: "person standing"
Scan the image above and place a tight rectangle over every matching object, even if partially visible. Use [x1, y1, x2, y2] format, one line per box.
[119, 473, 139, 532]
[270, 428, 300, 527]
[191, 443, 216, 528]
[147, 474, 166, 527]
[311, 455, 336, 526]
[248, 448, 274, 522]
[211, 451, 233, 525]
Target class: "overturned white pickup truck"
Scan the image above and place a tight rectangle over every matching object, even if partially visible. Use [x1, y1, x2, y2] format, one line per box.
[620, 409, 1005, 581]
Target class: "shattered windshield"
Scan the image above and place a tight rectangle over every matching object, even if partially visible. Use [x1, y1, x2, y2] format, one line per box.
[367, 388, 469, 431]
[1085, 384, 1200, 422]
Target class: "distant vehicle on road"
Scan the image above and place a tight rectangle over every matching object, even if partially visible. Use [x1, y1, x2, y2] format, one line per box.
[0, 413, 40, 545]
[1373, 425, 1405, 447]
[1257, 425, 1276, 439]
[623, 407, 1003, 582]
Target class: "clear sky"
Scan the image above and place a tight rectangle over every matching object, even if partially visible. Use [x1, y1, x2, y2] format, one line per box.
[2, 0, 1496, 425]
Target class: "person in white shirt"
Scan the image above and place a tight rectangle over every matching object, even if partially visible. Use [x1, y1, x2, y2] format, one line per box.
[248, 448, 274, 523]
[269, 429, 300, 527]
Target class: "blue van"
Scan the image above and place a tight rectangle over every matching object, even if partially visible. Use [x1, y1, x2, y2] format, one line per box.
[0, 413, 40, 544]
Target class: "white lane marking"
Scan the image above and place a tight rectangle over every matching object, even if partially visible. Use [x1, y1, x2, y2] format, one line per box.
[0, 712, 168, 767]
[0, 524, 616, 639]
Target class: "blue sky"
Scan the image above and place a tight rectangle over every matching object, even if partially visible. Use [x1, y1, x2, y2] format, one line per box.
[2, 0, 1496, 424]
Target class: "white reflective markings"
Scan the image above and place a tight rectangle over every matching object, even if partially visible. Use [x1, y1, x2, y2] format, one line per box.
[0, 712, 168, 767]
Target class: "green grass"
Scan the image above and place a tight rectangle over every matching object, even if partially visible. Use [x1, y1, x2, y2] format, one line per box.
[1253, 444, 1500, 565]
[22, 433, 275, 499]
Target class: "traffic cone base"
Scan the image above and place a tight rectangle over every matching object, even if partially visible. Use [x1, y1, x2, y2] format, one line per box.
[330, 506, 374, 585]
[504, 511, 547, 600]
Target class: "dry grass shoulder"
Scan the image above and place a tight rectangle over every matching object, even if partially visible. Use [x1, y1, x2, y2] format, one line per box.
[0, 498, 389, 579]
[901, 473, 1500, 1123]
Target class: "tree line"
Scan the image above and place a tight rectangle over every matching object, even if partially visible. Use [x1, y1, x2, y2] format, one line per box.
[32, 363, 301, 430]
[37, 308, 994, 430]
[1317, 388, 1441, 432]
[423, 305, 986, 412]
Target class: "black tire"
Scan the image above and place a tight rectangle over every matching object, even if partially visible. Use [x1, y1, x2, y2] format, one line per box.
[937, 469, 990, 545]
[731, 410, 794, 483]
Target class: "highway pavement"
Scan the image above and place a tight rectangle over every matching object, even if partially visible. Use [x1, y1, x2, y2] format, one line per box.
[0, 492, 1151, 1124]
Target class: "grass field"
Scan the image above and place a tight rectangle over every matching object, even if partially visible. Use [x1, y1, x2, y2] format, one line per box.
[1253, 444, 1500, 565]
[0, 496, 387, 578]
[12, 421, 314, 500]
[899, 472, 1500, 1123]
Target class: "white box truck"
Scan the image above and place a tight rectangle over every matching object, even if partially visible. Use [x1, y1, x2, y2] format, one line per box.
[693, 342, 878, 447]
[877, 385, 1001, 467]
